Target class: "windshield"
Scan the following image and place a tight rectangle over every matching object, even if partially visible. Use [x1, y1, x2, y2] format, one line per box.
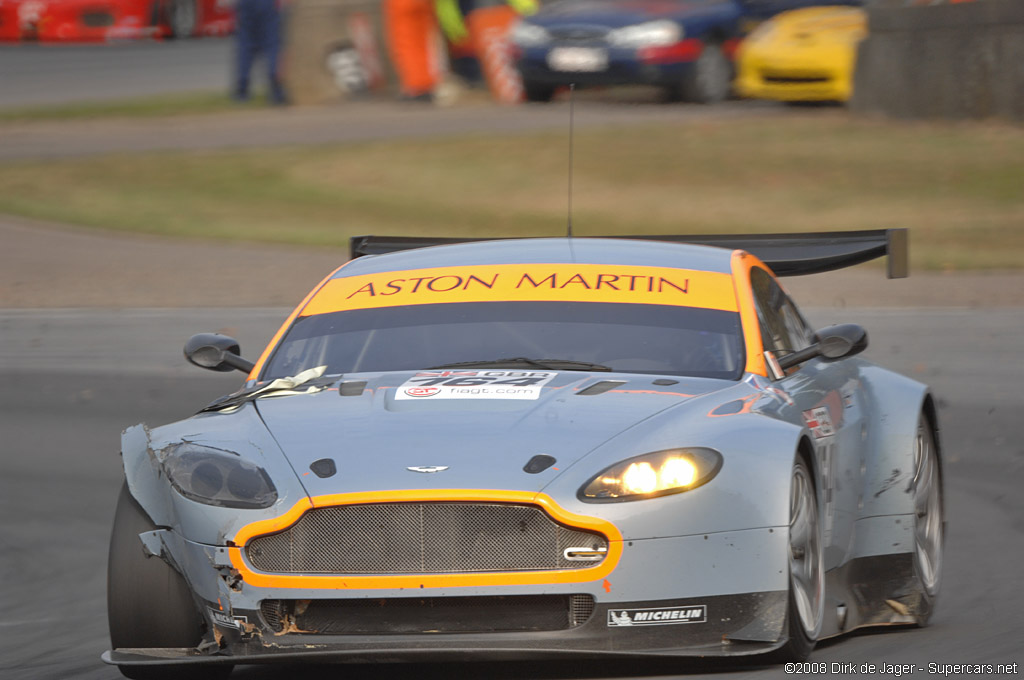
[264, 302, 744, 381]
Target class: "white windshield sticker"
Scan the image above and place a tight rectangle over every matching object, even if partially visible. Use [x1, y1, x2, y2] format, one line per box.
[395, 371, 557, 400]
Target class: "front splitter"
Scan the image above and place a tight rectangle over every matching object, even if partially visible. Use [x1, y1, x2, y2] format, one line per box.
[103, 591, 788, 667]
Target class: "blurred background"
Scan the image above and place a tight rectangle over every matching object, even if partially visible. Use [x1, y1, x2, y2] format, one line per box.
[1, 0, 1023, 678]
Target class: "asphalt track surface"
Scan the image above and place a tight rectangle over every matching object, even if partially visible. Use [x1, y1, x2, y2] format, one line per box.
[0, 35, 783, 161]
[0, 39, 234, 109]
[2, 37, 1023, 680]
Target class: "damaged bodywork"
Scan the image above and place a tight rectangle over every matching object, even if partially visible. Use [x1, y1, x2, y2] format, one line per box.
[103, 233, 943, 678]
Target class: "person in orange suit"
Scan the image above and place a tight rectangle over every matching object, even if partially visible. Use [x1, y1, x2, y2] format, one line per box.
[384, 0, 439, 101]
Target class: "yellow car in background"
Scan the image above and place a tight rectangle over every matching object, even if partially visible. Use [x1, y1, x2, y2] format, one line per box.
[735, 6, 867, 103]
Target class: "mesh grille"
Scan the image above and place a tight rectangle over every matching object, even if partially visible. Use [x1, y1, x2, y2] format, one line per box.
[258, 595, 595, 634]
[246, 502, 607, 574]
[762, 72, 831, 84]
[570, 592, 596, 626]
[260, 600, 285, 633]
[549, 27, 609, 41]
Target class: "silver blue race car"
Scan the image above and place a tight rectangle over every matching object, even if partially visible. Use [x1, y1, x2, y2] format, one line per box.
[104, 230, 943, 678]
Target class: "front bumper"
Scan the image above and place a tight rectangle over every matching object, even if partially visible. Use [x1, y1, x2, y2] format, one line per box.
[735, 47, 854, 102]
[104, 523, 791, 668]
[104, 590, 788, 668]
[514, 45, 697, 89]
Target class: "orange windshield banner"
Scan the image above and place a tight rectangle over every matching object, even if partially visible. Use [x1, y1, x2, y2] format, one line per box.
[300, 264, 738, 316]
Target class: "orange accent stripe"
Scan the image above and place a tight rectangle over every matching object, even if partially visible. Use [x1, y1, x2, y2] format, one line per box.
[228, 490, 623, 590]
[706, 393, 759, 418]
[730, 250, 768, 377]
[246, 261, 352, 380]
[607, 389, 698, 398]
[300, 264, 739, 317]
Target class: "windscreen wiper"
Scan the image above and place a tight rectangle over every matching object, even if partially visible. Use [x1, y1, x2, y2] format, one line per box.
[426, 357, 612, 372]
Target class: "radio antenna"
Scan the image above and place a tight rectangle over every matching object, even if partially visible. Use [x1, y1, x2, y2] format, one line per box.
[566, 83, 576, 239]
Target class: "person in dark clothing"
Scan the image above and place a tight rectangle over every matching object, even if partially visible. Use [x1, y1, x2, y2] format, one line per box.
[233, 0, 287, 105]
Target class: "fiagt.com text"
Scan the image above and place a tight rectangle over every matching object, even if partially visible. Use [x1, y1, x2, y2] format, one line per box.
[785, 662, 1019, 676]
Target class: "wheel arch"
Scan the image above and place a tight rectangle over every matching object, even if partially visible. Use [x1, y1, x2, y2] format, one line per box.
[121, 423, 176, 529]
[795, 435, 818, 491]
[701, 27, 729, 46]
[857, 364, 936, 521]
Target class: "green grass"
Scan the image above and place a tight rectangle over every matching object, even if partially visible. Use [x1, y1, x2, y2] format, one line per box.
[0, 92, 264, 122]
[1, 114, 1022, 270]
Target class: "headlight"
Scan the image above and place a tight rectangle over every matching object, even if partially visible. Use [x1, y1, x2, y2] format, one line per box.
[162, 444, 278, 509]
[580, 448, 722, 501]
[509, 20, 550, 47]
[608, 20, 681, 48]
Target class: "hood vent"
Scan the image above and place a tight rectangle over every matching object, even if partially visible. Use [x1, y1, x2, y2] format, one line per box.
[576, 380, 627, 396]
[338, 380, 367, 397]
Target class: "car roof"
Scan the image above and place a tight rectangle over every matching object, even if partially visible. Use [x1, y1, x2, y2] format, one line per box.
[333, 238, 736, 278]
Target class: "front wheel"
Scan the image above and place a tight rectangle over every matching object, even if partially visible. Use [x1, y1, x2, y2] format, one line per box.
[107, 482, 232, 680]
[675, 41, 732, 104]
[523, 81, 556, 103]
[771, 456, 824, 662]
[911, 415, 943, 626]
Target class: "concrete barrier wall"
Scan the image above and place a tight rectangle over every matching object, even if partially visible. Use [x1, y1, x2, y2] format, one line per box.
[850, 0, 1024, 120]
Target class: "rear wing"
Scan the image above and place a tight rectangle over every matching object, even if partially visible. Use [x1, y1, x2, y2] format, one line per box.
[349, 229, 909, 278]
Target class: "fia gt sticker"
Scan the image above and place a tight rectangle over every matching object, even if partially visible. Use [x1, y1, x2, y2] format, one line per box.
[802, 406, 835, 439]
[395, 371, 556, 400]
[607, 605, 706, 627]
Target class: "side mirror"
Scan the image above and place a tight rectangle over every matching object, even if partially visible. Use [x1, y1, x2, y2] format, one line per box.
[770, 323, 868, 376]
[815, 323, 868, 360]
[184, 333, 255, 374]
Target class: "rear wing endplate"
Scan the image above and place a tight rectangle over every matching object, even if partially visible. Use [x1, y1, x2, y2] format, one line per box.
[349, 229, 909, 278]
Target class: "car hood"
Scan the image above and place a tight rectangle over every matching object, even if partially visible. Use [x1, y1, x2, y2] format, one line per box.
[533, 0, 726, 27]
[764, 6, 866, 44]
[255, 371, 726, 498]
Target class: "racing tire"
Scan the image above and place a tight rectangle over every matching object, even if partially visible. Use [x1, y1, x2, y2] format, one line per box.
[910, 415, 943, 627]
[675, 41, 732, 104]
[523, 81, 556, 103]
[165, 0, 198, 39]
[770, 455, 824, 663]
[107, 482, 232, 680]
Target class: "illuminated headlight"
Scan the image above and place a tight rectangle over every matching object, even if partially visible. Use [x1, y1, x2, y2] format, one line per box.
[509, 20, 550, 47]
[162, 444, 277, 509]
[580, 448, 722, 501]
[608, 20, 681, 48]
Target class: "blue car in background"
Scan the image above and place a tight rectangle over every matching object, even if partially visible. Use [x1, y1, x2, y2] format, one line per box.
[510, 0, 862, 102]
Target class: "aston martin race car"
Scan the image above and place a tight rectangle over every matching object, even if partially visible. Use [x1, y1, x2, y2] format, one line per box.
[104, 230, 944, 678]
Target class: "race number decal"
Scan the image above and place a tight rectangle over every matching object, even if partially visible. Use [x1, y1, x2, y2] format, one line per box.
[395, 371, 556, 400]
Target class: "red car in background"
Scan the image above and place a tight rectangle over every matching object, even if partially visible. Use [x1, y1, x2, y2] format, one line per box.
[0, 0, 233, 41]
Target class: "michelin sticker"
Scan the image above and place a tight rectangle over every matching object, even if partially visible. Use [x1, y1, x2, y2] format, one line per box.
[607, 605, 706, 627]
[396, 371, 557, 400]
[209, 608, 246, 629]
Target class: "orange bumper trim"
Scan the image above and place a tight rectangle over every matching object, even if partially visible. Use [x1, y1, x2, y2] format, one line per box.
[228, 489, 623, 590]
